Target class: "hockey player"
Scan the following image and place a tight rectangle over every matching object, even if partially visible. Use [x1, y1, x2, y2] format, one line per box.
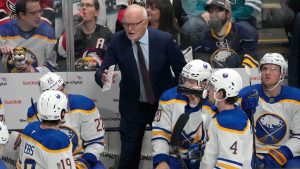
[0, 122, 9, 169]
[240, 53, 300, 168]
[17, 90, 76, 169]
[152, 59, 216, 169]
[27, 72, 105, 169]
[200, 68, 253, 169]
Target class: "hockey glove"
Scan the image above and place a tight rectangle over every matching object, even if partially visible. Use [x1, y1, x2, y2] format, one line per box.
[263, 146, 293, 168]
[75, 157, 90, 169]
[240, 89, 259, 118]
[75, 153, 97, 169]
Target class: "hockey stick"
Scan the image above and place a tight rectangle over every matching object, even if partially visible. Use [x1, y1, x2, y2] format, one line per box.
[31, 97, 40, 122]
[170, 113, 190, 169]
[244, 66, 258, 169]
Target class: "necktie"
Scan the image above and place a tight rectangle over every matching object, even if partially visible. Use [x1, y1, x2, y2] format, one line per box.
[135, 41, 155, 104]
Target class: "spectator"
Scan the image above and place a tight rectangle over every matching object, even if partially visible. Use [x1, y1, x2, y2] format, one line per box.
[152, 60, 216, 169]
[240, 53, 300, 168]
[181, 0, 260, 47]
[105, 0, 118, 32]
[94, 4, 186, 169]
[0, 0, 57, 73]
[201, 68, 253, 169]
[146, 0, 190, 50]
[192, 0, 258, 68]
[17, 90, 76, 168]
[115, 0, 128, 32]
[27, 72, 106, 169]
[58, 0, 112, 71]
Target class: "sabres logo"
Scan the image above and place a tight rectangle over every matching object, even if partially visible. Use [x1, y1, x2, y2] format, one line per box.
[255, 114, 286, 144]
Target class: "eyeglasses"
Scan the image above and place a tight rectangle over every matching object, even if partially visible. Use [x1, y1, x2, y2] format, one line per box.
[26, 10, 43, 16]
[122, 19, 145, 28]
[77, 3, 95, 8]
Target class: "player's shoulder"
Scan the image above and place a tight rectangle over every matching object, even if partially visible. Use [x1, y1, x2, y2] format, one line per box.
[280, 85, 300, 101]
[23, 121, 42, 136]
[215, 107, 249, 133]
[160, 87, 187, 103]
[68, 94, 95, 111]
[30, 129, 71, 151]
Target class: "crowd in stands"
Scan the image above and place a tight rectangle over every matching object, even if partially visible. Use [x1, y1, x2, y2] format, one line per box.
[0, 0, 299, 75]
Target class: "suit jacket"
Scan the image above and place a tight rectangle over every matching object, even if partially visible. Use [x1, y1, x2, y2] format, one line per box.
[95, 27, 186, 121]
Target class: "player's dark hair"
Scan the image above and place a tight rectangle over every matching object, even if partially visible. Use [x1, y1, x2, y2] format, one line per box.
[15, 0, 40, 16]
[219, 89, 238, 104]
[42, 120, 60, 126]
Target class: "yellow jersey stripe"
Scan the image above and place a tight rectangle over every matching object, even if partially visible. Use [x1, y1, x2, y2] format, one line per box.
[152, 131, 171, 140]
[214, 119, 250, 134]
[216, 162, 239, 169]
[69, 107, 97, 114]
[159, 99, 186, 105]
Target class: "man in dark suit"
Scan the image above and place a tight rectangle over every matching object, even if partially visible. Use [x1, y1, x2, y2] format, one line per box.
[94, 4, 186, 169]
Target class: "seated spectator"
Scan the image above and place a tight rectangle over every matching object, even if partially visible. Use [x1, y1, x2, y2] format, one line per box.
[115, 0, 128, 32]
[57, 0, 112, 71]
[0, 0, 54, 26]
[146, 0, 189, 49]
[0, 0, 57, 73]
[193, 0, 259, 68]
[181, 0, 260, 48]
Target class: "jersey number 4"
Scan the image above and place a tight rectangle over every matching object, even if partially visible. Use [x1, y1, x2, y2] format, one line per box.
[230, 141, 238, 154]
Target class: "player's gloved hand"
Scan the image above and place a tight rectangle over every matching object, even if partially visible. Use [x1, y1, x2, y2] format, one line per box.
[240, 89, 259, 118]
[187, 143, 200, 160]
[263, 146, 293, 168]
[75, 153, 97, 169]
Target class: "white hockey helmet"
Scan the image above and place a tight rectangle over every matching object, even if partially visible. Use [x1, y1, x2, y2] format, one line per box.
[210, 68, 242, 98]
[37, 90, 68, 121]
[180, 59, 212, 86]
[0, 122, 9, 144]
[259, 53, 288, 77]
[39, 72, 64, 92]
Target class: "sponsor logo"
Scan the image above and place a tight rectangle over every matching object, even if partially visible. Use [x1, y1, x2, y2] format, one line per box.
[2, 156, 16, 166]
[22, 80, 39, 85]
[4, 99, 22, 104]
